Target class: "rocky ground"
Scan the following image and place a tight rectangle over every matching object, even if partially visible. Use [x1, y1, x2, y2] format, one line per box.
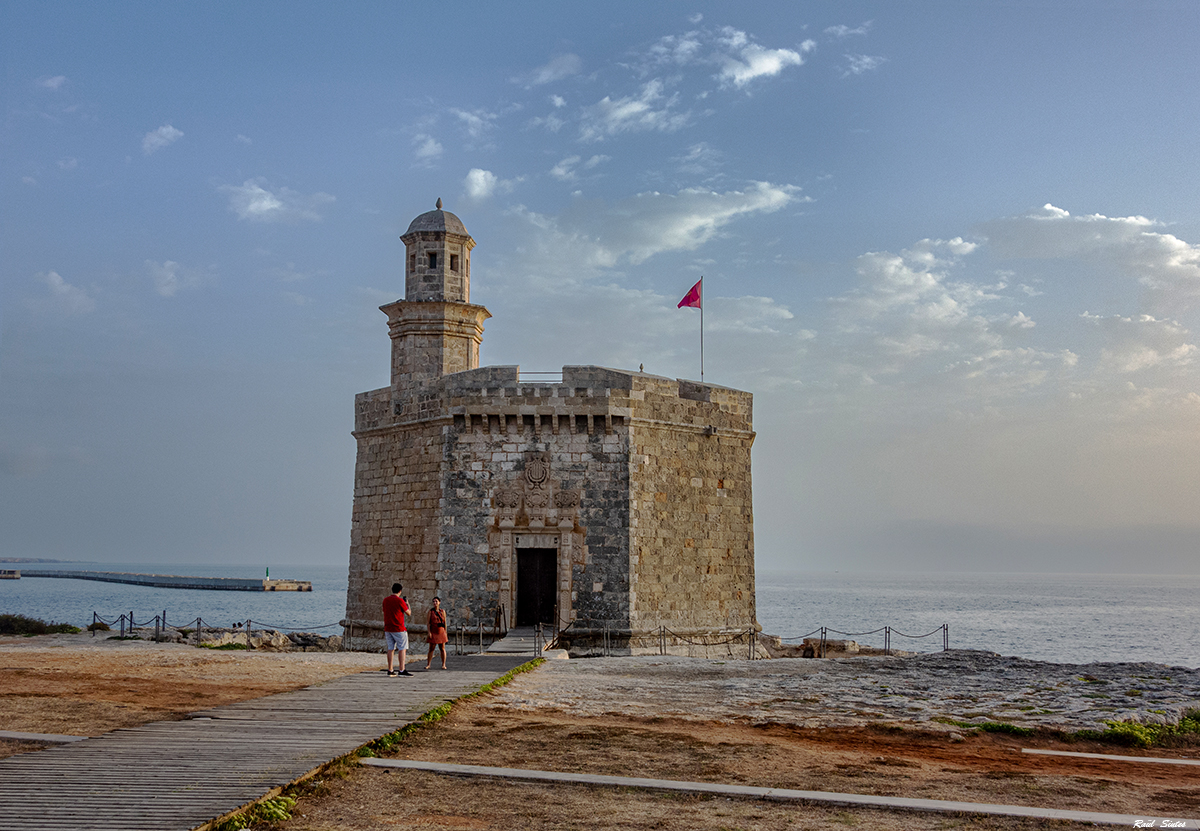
[485, 650, 1200, 733]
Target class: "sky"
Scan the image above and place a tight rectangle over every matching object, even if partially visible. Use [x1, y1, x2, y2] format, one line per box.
[3, 2, 1199, 575]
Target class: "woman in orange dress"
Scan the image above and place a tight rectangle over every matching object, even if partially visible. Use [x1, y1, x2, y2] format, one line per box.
[425, 597, 448, 670]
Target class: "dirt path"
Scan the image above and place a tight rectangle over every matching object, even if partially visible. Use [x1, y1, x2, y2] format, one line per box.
[277, 700, 1199, 830]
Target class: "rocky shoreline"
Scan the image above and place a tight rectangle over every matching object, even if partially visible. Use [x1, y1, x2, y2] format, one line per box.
[88, 625, 343, 652]
[486, 649, 1200, 734]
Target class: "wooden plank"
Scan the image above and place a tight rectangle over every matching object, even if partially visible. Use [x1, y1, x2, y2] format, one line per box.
[0, 655, 532, 831]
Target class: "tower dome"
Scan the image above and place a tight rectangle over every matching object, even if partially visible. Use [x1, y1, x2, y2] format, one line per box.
[405, 197, 470, 237]
[400, 198, 475, 303]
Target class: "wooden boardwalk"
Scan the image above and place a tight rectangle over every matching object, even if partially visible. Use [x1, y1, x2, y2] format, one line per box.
[0, 655, 530, 831]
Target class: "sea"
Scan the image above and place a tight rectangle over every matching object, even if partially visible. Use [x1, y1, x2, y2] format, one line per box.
[2, 563, 1198, 668]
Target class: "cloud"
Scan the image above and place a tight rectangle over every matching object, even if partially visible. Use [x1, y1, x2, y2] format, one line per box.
[1083, 313, 1197, 377]
[825, 23, 871, 38]
[452, 107, 498, 142]
[842, 54, 887, 77]
[463, 168, 520, 201]
[580, 79, 691, 141]
[549, 154, 609, 182]
[57, 157, 78, 171]
[516, 54, 583, 87]
[144, 260, 205, 297]
[235, 134, 253, 145]
[550, 95, 566, 108]
[142, 124, 183, 155]
[673, 142, 723, 175]
[508, 182, 802, 274]
[716, 28, 814, 89]
[980, 204, 1200, 307]
[36, 271, 95, 315]
[36, 75, 68, 90]
[412, 133, 444, 163]
[219, 178, 335, 223]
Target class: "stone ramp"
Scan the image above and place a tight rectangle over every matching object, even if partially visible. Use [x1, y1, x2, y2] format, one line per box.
[0, 655, 530, 831]
[486, 626, 544, 654]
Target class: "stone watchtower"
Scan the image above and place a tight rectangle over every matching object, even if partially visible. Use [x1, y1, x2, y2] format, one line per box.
[343, 202, 759, 656]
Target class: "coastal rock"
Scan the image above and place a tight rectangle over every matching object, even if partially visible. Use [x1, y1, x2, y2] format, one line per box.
[483, 651, 1200, 732]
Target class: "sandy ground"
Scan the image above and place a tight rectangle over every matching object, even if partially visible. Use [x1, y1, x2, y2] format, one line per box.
[0, 632, 379, 751]
[2, 635, 1198, 829]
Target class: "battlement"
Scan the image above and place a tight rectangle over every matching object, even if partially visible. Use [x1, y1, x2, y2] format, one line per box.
[354, 364, 753, 435]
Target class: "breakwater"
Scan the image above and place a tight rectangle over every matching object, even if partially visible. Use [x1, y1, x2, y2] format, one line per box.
[19, 570, 311, 592]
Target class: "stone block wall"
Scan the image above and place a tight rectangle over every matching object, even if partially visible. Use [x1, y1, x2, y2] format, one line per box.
[343, 364, 755, 656]
[622, 374, 756, 652]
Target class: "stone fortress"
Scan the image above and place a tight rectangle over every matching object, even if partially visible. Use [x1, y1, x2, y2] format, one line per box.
[342, 201, 758, 655]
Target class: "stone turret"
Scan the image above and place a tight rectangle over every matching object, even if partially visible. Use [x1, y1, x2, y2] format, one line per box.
[384, 199, 491, 387]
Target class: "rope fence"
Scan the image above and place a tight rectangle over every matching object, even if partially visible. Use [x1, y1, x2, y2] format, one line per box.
[89, 611, 345, 647]
[91, 609, 950, 658]
[555, 619, 951, 659]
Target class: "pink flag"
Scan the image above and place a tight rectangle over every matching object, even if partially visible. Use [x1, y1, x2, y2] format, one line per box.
[677, 278, 702, 309]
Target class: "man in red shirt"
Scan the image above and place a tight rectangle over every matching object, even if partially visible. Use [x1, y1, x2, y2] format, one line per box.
[382, 582, 412, 677]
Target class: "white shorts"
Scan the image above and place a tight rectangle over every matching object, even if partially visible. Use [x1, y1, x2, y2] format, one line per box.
[385, 631, 408, 651]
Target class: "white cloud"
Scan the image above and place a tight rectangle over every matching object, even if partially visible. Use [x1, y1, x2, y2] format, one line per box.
[463, 168, 520, 201]
[550, 156, 582, 181]
[980, 204, 1200, 307]
[144, 259, 204, 297]
[580, 79, 691, 141]
[550, 95, 566, 108]
[1083, 313, 1198, 376]
[516, 54, 583, 87]
[219, 178, 335, 223]
[825, 23, 871, 38]
[549, 154, 609, 182]
[36, 271, 95, 315]
[452, 108, 498, 141]
[57, 157, 78, 171]
[235, 134, 253, 145]
[142, 124, 183, 155]
[646, 32, 705, 68]
[842, 54, 887, 77]
[509, 182, 802, 273]
[412, 133, 444, 163]
[716, 29, 813, 89]
[37, 75, 68, 90]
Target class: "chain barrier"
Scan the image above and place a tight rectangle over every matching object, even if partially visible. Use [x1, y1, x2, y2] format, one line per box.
[90, 611, 346, 648]
[90, 610, 950, 657]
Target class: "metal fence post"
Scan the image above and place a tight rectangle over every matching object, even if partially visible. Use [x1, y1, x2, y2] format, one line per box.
[884, 625, 891, 656]
[943, 623, 949, 651]
[91, 612, 97, 638]
[246, 619, 252, 648]
[154, 614, 160, 643]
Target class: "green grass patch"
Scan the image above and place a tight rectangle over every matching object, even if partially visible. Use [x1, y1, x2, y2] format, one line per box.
[1072, 709, 1200, 748]
[932, 717, 1034, 737]
[212, 795, 296, 830]
[0, 613, 81, 636]
[360, 658, 545, 756]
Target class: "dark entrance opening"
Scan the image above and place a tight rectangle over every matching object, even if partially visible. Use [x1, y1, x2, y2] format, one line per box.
[516, 547, 556, 626]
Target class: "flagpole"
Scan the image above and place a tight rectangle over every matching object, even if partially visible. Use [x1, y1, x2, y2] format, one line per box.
[699, 276, 704, 382]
